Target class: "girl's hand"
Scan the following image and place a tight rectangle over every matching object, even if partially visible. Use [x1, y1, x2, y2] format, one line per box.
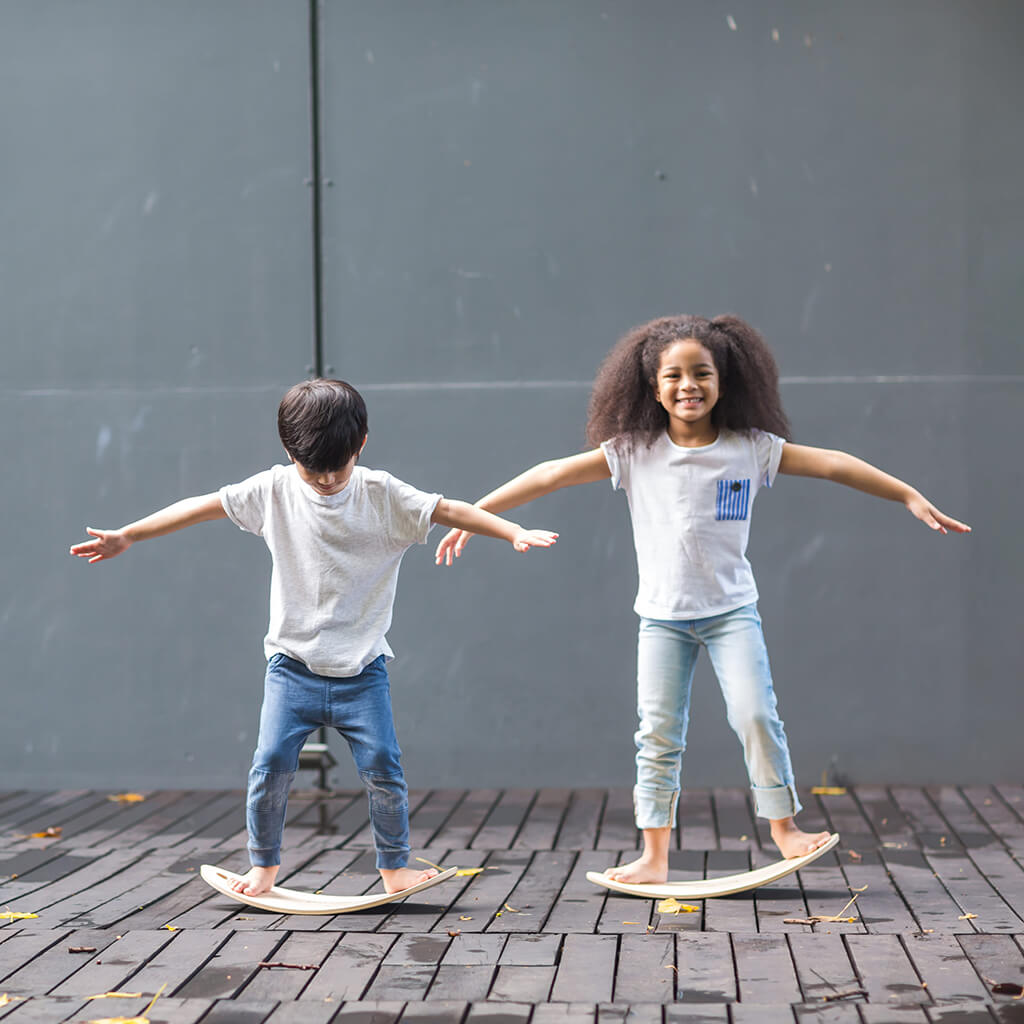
[905, 494, 971, 535]
[69, 527, 132, 563]
[435, 528, 474, 566]
[511, 529, 559, 553]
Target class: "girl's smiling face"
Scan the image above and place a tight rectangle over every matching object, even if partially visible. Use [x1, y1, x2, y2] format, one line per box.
[652, 338, 721, 441]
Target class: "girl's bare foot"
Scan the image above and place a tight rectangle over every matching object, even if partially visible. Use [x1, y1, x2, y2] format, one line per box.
[603, 855, 669, 885]
[379, 866, 437, 894]
[230, 865, 279, 896]
[770, 817, 832, 859]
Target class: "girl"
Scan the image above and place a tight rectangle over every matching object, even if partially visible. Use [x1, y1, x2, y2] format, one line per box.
[435, 314, 969, 884]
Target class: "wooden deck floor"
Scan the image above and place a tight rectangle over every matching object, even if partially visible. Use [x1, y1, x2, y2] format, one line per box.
[2, 786, 1024, 1022]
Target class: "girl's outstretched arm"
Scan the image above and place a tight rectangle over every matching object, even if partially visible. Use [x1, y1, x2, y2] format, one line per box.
[778, 444, 970, 534]
[69, 493, 228, 563]
[435, 448, 611, 565]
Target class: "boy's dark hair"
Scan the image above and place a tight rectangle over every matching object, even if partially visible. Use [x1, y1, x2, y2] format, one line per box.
[585, 314, 791, 449]
[278, 379, 368, 472]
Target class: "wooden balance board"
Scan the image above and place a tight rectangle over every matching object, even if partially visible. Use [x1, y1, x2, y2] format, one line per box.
[200, 864, 459, 915]
[586, 832, 840, 899]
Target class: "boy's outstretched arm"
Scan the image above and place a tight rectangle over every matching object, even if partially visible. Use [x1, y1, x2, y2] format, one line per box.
[778, 444, 970, 534]
[435, 448, 611, 565]
[70, 493, 228, 563]
[431, 500, 557, 560]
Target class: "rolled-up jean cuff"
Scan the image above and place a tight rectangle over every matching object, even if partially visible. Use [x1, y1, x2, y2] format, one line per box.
[247, 845, 281, 868]
[375, 849, 409, 871]
[633, 786, 679, 830]
[751, 783, 801, 820]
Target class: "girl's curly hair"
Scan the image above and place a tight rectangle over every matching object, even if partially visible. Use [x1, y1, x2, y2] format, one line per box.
[585, 314, 791, 448]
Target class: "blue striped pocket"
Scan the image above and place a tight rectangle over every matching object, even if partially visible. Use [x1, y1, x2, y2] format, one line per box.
[715, 478, 750, 521]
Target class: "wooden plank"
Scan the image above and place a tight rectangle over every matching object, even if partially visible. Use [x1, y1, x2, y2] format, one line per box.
[702, 850, 757, 933]
[0, 928, 123, 995]
[926, 851, 1024, 933]
[0, 996, 92, 1023]
[532, 1006, 601, 1024]
[464, 1003, 532, 1024]
[434, 849, 532, 934]
[901, 932, 991, 1003]
[732, 933, 802, 1004]
[788, 933, 859, 1002]
[596, 1005, 663, 1024]
[0, 791, 94, 836]
[425, 964, 496, 1001]
[262, 999, 338, 1024]
[729, 1007, 796, 1024]
[800, 855, 866, 935]
[515, 788, 570, 851]
[926, 786, 1001, 851]
[430, 790, 501, 850]
[596, 860, 654, 935]
[968, 847, 1024, 928]
[500, 934, 560, 966]
[881, 849, 971, 932]
[298, 933, 396, 1002]
[678, 789, 717, 851]
[319, 1002, 404, 1023]
[406, 790, 466, 850]
[675, 932, 736, 1002]
[844, 933, 928, 1005]
[752, 845, 811, 934]
[613, 932, 675, 1004]
[890, 787, 960, 852]
[48, 929, 178, 997]
[793, 1007, 860, 1024]
[963, 785, 1024, 858]
[543, 851, 611, 934]
[555, 789, 606, 851]
[652, 851, 704, 934]
[64, 790, 195, 849]
[550, 933, 616, 1003]
[234, 932, 339, 1002]
[857, 1009, 929, 1024]
[125, 928, 232, 998]
[596, 789, 638, 851]
[712, 788, 760, 854]
[442, 934, 507, 966]
[487, 965, 557, 1002]
[958, 933, 1024, 1004]
[665, 1006, 729, 1024]
[810, 790, 874, 851]
[360, 964, 436, 1000]
[400, 1002, 469, 1024]
[0, 931, 73, 986]
[173, 930, 283, 999]
[471, 789, 536, 850]
[117, 791, 231, 850]
[191, 999, 277, 1023]
[490, 851, 575, 933]
[835, 849, 919, 934]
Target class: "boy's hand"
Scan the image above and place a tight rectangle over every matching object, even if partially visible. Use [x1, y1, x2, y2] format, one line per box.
[435, 528, 474, 566]
[69, 528, 132, 563]
[511, 528, 559, 553]
[905, 494, 971, 535]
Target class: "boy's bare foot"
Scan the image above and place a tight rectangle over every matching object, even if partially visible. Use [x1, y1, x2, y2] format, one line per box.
[603, 855, 669, 885]
[379, 866, 438, 894]
[770, 818, 832, 859]
[230, 865, 279, 896]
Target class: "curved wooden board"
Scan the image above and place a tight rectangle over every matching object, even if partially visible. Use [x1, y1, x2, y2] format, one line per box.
[586, 832, 840, 899]
[200, 863, 459, 915]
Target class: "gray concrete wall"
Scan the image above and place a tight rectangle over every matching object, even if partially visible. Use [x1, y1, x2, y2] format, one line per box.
[3, 1, 1020, 793]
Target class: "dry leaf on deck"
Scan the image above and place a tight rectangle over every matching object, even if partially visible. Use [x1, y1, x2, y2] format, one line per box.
[455, 868, 483, 877]
[86, 992, 143, 1000]
[28, 827, 62, 839]
[811, 786, 847, 795]
[0, 910, 38, 920]
[958, 913, 978, 921]
[108, 793, 145, 804]
[657, 897, 699, 915]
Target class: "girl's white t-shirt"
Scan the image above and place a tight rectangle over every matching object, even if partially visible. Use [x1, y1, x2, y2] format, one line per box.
[601, 430, 785, 620]
[219, 463, 441, 677]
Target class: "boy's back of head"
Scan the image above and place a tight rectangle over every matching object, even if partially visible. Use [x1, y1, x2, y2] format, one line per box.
[278, 379, 368, 472]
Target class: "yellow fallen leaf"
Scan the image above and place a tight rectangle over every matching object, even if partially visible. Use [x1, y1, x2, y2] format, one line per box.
[0, 911, 38, 920]
[811, 786, 847, 795]
[657, 897, 700, 915]
[87, 982, 165, 1024]
[87, 992, 143, 1000]
[0, 994, 16, 1007]
[959, 913, 978, 921]
[108, 793, 145, 804]
[459, 915, 473, 921]
[24, 826, 62, 839]
[162, 925, 177, 931]
[503, 903, 520, 913]
[455, 868, 483, 877]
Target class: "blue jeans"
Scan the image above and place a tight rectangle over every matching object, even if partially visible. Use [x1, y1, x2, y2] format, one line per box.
[247, 653, 409, 870]
[634, 604, 800, 829]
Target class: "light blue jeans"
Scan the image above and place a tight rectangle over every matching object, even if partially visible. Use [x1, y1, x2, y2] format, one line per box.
[247, 653, 410, 870]
[634, 604, 800, 829]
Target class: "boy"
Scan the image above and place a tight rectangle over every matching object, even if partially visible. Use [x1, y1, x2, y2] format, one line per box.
[71, 378, 557, 896]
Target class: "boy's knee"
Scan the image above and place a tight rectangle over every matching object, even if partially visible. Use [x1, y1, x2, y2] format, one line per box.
[360, 771, 407, 815]
[247, 766, 295, 809]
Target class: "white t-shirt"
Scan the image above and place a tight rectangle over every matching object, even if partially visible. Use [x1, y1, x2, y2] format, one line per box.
[219, 464, 441, 677]
[601, 430, 785, 620]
